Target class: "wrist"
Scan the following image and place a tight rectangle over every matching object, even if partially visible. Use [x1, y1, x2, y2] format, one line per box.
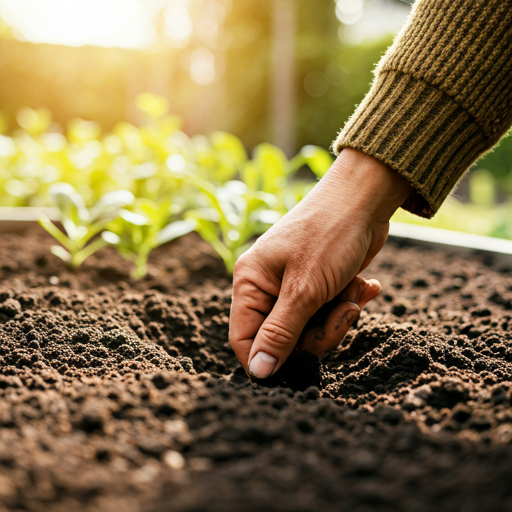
[326, 148, 412, 224]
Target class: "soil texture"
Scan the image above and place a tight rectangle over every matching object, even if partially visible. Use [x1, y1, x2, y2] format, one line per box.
[1, 228, 512, 512]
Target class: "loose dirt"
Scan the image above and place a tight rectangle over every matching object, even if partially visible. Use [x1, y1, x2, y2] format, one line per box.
[1, 228, 512, 512]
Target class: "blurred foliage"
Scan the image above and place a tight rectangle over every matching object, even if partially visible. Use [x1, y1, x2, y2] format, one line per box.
[1, 0, 512, 259]
[3, 92, 512, 277]
[473, 132, 512, 198]
[0, 0, 395, 153]
[392, 199, 512, 241]
[392, 132, 512, 239]
[102, 199, 196, 278]
[295, 3, 394, 149]
[183, 142, 326, 272]
[15, 93, 333, 275]
[38, 185, 134, 268]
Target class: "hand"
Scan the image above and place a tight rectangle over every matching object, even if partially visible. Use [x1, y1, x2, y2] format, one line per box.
[296, 275, 381, 357]
[229, 148, 412, 378]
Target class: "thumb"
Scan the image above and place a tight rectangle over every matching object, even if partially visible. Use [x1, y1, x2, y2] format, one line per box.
[248, 294, 316, 379]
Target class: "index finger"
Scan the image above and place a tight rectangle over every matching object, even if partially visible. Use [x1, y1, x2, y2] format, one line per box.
[229, 274, 277, 372]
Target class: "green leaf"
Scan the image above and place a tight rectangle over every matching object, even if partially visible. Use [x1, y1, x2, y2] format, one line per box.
[48, 183, 89, 229]
[469, 169, 496, 206]
[252, 209, 282, 224]
[234, 242, 254, 260]
[209, 131, 248, 183]
[284, 182, 316, 211]
[119, 209, 148, 226]
[187, 214, 220, 245]
[182, 173, 223, 215]
[72, 237, 107, 267]
[211, 132, 248, 166]
[299, 145, 333, 178]
[102, 231, 121, 245]
[156, 219, 196, 246]
[249, 143, 289, 193]
[289, 153, 305, 174]
[38, 215, 73, 251]
[224, 180, 248, 196]
[241, 161, 259, 191]
[51, 245, 71, 263]
[90, 190, 135, 222]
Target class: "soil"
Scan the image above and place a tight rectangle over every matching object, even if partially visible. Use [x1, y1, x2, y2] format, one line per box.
[2, 227, 512, 512]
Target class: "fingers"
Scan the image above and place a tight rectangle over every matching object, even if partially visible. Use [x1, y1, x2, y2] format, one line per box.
[298, 277, 380, 357]
[247, 292, 318, 379]
[229, 252, 382, 379]
[341, 276, 381, 309]
[233, 276, 381, 378]
[229, 276, 277, 374]
[298, 301, 360, 356]
[229, 254, 283, 374]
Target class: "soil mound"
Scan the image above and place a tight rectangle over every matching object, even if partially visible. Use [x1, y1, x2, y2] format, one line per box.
[1, 229, 512, 512]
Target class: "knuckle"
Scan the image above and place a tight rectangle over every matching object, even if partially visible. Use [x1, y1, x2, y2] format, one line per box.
[233, 253, 255, 283]
[259, 320, 295, 349]
[233, 253, 249, 274]
[284, 269, 324, 310]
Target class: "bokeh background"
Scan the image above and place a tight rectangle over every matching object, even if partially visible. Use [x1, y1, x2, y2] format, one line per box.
[1, 0, 512, 238]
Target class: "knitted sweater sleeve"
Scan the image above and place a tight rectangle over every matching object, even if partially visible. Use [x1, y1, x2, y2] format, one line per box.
[333, 0, 512, 218]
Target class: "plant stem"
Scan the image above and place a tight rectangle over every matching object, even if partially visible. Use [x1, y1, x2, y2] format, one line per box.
[131, 253, 149, 279]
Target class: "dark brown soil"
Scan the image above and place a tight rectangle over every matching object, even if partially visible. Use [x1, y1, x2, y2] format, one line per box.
[2, 227, 512, 512]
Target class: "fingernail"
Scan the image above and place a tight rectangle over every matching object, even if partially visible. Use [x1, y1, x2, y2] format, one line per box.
[249, 351, 278, 379]
[344, 309, 360, 326]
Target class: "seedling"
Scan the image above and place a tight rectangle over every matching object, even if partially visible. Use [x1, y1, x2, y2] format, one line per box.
[294, 144, 334, 179]
[38, 183, 134, 268]
[185, 177, 280, 274]
[190, 131, 248, 185]
[280, 145, 334, 211]
[241, 143, 333, 213]
[102, 199, 196, 279]
[183, 144, 333, 273]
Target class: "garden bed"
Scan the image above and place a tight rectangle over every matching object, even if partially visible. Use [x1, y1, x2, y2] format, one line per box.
[1, 227, 512, 512]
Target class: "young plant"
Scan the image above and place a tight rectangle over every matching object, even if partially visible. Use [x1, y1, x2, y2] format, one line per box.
[283, 144, 335, 210]
[190, 131, 248, 185]
[102, 199, 196, 279]
[38, 183, 134, 268]
[185, 177, 281, 274]
[183, 144, 333, 274]
[294, 144, 335, 179]
[240, 143, 334, 213]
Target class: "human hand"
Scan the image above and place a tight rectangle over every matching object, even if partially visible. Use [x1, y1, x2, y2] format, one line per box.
[296, 275, 381, 357]
[229, 148, 412, 378]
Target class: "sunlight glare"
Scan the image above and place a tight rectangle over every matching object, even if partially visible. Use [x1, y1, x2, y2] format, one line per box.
[0, 0, 155, 49]
[190, 48, 216, 85]
[164, 0, 192, 47]
[336, 0, 364, 25]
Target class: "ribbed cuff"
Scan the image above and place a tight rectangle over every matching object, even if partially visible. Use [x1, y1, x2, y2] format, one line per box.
[333, 70, 489, 218]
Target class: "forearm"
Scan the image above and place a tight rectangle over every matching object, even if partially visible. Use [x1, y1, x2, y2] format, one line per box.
[299, 147, 412, 239]
[334, 0, 512, 218]
[326, 148, 412, 224]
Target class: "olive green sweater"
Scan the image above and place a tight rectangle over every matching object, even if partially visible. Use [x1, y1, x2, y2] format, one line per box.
[333, 0, 512, 218]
